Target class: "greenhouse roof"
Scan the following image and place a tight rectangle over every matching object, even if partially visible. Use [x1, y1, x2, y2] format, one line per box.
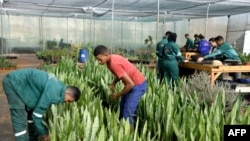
[1, 0, 250, 22]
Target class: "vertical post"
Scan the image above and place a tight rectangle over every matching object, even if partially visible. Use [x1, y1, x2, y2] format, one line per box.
[110, 0, 115, 53]
[205, 2, 210, 38]
[39, 16, 44, 50]
[74, 14, 77, 43]
[67, 17, 69, 46]
[0, 0, 3, 54]
[156, 0, 160, 42]
[90, 8, 93, 44]
[134, 17, 137, 49]
[8, 14, 10, 53]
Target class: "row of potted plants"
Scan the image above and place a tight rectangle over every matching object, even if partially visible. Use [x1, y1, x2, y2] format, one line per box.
[35, 48, 79, 64]
[0, 56, 17, 70]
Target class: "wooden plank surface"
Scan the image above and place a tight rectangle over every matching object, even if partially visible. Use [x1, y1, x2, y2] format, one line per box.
[181, 52, 200, 60]
[179, 62, 250, 87]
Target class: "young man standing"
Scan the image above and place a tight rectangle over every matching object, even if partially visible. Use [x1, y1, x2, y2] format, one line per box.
[161, 33, 187, 85]
[156, 31, 172, 83]
[2, 68, 81, 141]
[94, 45, 147, 130]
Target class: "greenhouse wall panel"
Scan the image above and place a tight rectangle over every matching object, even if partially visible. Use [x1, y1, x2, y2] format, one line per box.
[1, 12, 250, 54]
[1, 15, 10, 54]
[189, 17, 228, 42]
[175, 20, 189, 47]
[227, 13, 249, 52]
[9, 16, 39, 49]
[43, 17, 67, 44]
[189, 18, 206, 38]
[82, 19, 91, 45]
[206, 17, 228, 40]
[247, 13, 250, 29]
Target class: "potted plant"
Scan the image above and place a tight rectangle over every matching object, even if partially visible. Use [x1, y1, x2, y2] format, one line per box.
[144, 35, 156, 63]
[239, 52, 250, 65]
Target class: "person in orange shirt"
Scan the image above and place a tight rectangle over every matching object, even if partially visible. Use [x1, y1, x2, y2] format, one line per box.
[93, 45, 147, 130]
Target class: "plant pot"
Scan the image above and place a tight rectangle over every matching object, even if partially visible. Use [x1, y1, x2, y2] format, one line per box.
[243, 62, 250, 65]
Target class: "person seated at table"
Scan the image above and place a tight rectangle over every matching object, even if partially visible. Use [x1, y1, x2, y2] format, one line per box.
[183, 34, 194, 52]
[209, 37, 218, 53]
[193, 34, 200, 51]
[197, 34, 211, 56]
[197, 35, 241, 81]
[197, 35, 240, 62]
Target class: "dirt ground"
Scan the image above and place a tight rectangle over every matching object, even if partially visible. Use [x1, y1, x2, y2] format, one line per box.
[0, 54, 43, 141]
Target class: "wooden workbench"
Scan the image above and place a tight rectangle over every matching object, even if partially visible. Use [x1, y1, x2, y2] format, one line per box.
[179, 62, 250, 87]
[181, 52, 200, 60]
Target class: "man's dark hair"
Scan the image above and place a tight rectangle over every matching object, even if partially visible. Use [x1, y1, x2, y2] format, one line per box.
[165, 31, 172, 36]
[215, 35, 224, 41]
[168, 33, 177, 42]
[194, 34, 198, 38]
[67, 86, 81, 101]
[199, 34, 205, 39]
[93, 45, 109, 56]
[209, 37, 215, 42]
[185, 33, 189, 37]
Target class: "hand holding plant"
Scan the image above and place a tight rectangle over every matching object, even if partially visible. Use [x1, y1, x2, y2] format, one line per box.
[109, 84, 115, 93]
[111, 93, 120, 100]
[39, 134, 50, 141]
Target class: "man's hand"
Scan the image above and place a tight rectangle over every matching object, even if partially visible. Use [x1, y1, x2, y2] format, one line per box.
[111, 93, 120, 100]
[197, 57, 204, 63]
[184, 60, 189, 63]
[40, 134, 50, 141]
[109, 84, 115, 93]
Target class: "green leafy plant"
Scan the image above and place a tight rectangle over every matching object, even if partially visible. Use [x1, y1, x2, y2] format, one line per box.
[178, 71, 237, 112]
[238, 52, 250, 63]
[0, 56, 17, 69]
[143, 35, 156, 61]
[144, 35, 153, 49]
[39, 56, 250, 141]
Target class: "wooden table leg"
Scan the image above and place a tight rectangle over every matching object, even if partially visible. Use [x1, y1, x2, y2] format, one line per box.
[210, 72, 222, 87]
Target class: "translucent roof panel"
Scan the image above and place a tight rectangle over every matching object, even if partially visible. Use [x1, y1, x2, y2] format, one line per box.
[1, 0, 250, 22]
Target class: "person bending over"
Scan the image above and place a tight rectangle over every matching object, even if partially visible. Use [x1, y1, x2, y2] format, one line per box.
[93, 45, 147, 131]
[2, 68, 81, 141]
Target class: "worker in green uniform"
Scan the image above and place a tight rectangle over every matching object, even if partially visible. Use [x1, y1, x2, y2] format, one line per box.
[197, 35, 241, 80]
[183, 33, 194, 52]
[2, 68, 81, 141]
[156, 31, 172, 83]
[193, 34, 200, 51]
[161, 33, 188, 85]
[197, 35, 240, 62]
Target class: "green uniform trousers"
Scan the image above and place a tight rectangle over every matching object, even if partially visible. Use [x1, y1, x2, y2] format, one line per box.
[162, 60, 179, 86]
[157, 58, 165, 84]
[2, 74, 38, 141]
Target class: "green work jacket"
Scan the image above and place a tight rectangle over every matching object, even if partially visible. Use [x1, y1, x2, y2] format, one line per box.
[156, 37, 168, 64]
[8, 68, 66, 136]
[193, 39, 200, 49]
[203, 42, 240, 61]
[156, 37, 168, 63]
[184, 38, 194, 51]
[162, 41, 184, 62]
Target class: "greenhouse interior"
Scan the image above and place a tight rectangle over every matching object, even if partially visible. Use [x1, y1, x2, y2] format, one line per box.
[1, 0, 250, 141]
